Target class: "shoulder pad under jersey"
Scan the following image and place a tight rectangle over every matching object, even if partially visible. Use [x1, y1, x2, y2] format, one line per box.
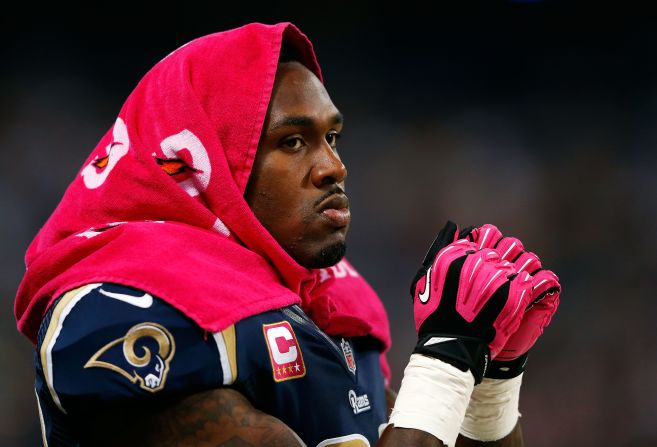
[35, 283, 236, 415]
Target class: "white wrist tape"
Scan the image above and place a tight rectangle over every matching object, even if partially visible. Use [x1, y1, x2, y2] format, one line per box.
[460, 373, 523, 442]
[389, 354, 474, 447]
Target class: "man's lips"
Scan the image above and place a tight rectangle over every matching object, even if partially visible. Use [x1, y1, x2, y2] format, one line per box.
[317, 194, 350, 228]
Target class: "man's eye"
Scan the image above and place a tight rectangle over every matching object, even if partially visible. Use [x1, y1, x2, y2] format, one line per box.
[326, 132, 341, 147]
[281, 137, 304, 150]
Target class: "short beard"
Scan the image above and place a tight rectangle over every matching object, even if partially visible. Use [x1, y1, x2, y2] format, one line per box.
[305, 242, 347, 269]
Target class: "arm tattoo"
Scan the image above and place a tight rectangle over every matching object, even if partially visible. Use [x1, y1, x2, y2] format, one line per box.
[83, 388, 304, 447]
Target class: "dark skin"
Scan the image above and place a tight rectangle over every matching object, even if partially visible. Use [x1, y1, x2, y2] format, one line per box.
[82, 387, 521, 446]
[86, 62, 524, 446]
[244, 61, 349, 269]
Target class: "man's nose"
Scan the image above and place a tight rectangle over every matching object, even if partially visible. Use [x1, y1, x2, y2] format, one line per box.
[310, 143, 348, 187]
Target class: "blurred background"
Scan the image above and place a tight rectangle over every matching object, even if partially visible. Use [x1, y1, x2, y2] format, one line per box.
[2, 1, 656, 446]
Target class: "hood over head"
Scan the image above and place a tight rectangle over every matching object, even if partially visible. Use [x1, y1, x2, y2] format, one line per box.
[14, 23, 390, 381]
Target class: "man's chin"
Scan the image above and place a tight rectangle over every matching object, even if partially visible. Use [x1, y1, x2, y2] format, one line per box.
[304, 242, 347, 269]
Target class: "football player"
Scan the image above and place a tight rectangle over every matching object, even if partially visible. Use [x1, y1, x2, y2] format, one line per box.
[15, 22, 560, 446]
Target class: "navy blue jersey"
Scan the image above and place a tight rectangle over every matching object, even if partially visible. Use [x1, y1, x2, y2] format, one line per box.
[35, 283, 388, 446]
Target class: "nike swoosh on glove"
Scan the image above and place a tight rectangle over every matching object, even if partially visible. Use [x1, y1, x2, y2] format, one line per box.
[411, 221, 534, 384]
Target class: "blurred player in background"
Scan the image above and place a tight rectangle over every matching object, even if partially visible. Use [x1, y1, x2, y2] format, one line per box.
[14, 22, 560, 446]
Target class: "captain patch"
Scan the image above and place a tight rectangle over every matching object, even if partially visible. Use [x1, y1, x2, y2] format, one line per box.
[263, 321, 306, 382]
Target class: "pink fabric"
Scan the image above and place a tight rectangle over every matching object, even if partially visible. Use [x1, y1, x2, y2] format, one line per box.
[14, 22, 391, 379]
[305, 259, 392, 384]
[467, 225, 561, 360]
[412, 238, 534, 357]
[305, 259, 390, 348]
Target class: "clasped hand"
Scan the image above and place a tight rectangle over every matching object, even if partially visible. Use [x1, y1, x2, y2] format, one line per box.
[411, 221, 561, 382]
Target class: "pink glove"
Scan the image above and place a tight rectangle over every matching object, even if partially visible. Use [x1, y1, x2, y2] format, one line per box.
[466, 224, 561, 378]
[411, 221, 534, 383]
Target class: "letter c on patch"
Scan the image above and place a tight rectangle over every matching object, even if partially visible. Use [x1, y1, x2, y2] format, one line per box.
[266, 326, 297, 364]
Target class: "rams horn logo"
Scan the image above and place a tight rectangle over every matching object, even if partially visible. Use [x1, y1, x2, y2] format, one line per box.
[85, 323, 175, 392]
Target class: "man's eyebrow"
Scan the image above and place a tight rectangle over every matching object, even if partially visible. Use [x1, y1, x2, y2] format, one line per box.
[269, 112, 344, 131]
[332, 112, 344, 126]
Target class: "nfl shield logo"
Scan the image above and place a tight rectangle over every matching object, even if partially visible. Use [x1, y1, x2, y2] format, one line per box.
[341, 338, 356, 374]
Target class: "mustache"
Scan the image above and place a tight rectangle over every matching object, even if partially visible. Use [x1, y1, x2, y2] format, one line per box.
[314, 186, 346, 207]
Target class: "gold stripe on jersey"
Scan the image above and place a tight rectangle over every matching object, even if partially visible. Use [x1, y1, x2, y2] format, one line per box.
[316, 434, 370, 446]
[212, 325, 237, 384]
[39, 284, 100, 414]
[35, 389, 48, 447]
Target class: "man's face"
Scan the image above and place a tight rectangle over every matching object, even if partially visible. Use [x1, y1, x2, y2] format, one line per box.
[245, 61, 349, 269]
